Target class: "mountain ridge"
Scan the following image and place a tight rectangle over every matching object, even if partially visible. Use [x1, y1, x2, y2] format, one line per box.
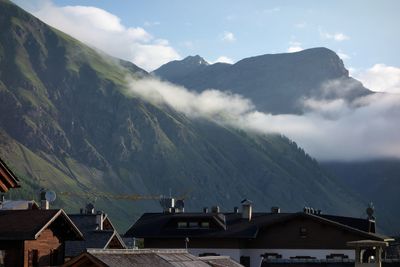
[153, 48, 372, 114]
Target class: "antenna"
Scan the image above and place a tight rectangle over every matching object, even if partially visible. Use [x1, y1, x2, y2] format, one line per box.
[366, 202, 375, 220]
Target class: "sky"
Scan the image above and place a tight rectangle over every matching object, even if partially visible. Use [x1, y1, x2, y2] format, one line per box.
[13, 0, 400, 74]
[11, 0, 400, 161]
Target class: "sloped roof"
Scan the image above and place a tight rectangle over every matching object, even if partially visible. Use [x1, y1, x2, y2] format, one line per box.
[0, 157, 20, 192]
[65, 214, 125, 257]
[63, 249, 243, 267]
[0, 200, 39, 210]
[125, 211, 391, 241]
[0, 209, 83, 240]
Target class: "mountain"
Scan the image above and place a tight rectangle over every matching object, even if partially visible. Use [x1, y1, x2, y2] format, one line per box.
[154, 55, 210, 84]
[154, 46, 400, 235]
[322, 160, 400, 235]
[153, 48, 373, 114]
[0, 0, 366, 231]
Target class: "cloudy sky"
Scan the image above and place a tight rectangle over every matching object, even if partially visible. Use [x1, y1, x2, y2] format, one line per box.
[14, 1, 400, 74]
[11, 0, 400, 160]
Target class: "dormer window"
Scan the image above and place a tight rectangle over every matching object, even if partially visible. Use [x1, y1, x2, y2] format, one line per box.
[177, 222, 187, 228]
[189, 222, 199, 228]
[200, 222, 210, 228]
[299, 227, 308, 238]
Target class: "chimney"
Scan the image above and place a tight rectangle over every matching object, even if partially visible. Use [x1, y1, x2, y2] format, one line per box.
[233, 207, 239, 213]
[160, 197, 175, 213]
[96, 211, 104, 230]
[85, 203, 95, 214]
[203, 207, 208, 213]
[241, 199, 253, 221]
[271, 206, 280, 214]
[211, 206, 220, 213]
[366, 203, 376, 233]
[40, 190, 49, 210]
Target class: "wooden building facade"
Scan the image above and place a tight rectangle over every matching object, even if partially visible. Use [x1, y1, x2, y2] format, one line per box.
[0, 209, 83, 267]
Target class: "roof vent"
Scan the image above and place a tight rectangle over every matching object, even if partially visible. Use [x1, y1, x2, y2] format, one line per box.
[233, 207, 239, 213]
[175, 199, 185, 213]
[211, 206, 220, 213]
[303, 206, 321, 215]
[241, 199, 253, 221]
[271, 207, 280, 214]
[85, 203, 95, 214]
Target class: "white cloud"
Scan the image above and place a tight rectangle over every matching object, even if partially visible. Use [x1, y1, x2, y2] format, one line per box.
[127, 77, 400, 161]
[287, 41, 303, 53]
[21, 0, 180, 71]
[213, 56, 234, 64]
[354, 64, 400, 93]
[337, 50, 350, 60]
[221, 31, 236, 42]
[127, 78, 253, 119]
[320, 29, 349, 41]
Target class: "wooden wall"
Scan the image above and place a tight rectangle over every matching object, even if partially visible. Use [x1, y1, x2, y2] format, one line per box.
[24, 228, 63, 267]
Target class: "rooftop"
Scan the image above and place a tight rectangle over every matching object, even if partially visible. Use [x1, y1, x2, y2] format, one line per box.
[125, 211, 391, 241]
[0, 209, 83, 241]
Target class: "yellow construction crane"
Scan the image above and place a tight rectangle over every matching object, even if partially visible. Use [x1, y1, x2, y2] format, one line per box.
[59, 191, 190, 201]
[60, 191, 162, 200]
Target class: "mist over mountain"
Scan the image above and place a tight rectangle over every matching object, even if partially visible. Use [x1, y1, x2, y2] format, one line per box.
[0, 0, 369, 231]
[153, 44, 400, 234]
[153, 48, 373, 114]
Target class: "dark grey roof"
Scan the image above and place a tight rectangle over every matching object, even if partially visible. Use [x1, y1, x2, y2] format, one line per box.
[63, 249, 243, 267]
[65, 231, 116, 257]
[65, 214, 125, 257]
[0, 209, 83, 240]
[125, 211, 390, 241]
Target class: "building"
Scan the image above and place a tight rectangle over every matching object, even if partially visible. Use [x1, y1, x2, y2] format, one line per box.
[63, 248, 243, 267]
[0, 209, 83, 267]
[64, 204, 126, 260]
[0, 157, 20, 192]
[125, 200, 393, 267]
[0, 199, 39, 210]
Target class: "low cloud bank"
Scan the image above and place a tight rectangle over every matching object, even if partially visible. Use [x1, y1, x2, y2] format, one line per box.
[128, 78, 400, 161]
[354, 64, 400, 94]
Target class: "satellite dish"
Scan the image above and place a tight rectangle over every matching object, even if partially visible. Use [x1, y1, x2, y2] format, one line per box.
[45, 190, 57, 202]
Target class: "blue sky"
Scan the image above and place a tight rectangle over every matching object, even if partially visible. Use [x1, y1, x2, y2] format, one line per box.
[14, 0, 400, 72]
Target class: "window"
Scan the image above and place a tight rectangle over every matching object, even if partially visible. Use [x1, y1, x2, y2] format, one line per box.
[240, 256, 250, 267]
[28, 250, 38, 267]
[177, 222, 187, 228]
[200, 222, 210, 228]
[188, 222, 199, 228]
[299, 227, 308, 238]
